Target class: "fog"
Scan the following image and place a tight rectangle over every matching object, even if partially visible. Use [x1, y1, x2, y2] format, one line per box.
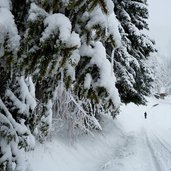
[148, 0, 171, 60]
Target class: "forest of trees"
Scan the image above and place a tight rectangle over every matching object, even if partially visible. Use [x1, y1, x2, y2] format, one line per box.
[0, 0, 155, 170]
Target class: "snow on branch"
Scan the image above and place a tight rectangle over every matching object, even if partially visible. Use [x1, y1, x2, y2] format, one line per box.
[41, 13, 72, 42]
[80, 41, 121, 108]
[0, 2, 20, 57]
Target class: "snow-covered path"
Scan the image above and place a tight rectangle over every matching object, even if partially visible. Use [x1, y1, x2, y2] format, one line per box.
[99, 121, 171, 171]
[98, 96, 171, 171]
[145, 128, 171, 171]
[144, 121, 171, 171]
[27, 96, 171, 171]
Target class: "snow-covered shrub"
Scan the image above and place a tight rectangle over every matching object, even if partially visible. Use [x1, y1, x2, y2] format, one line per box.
[51, 82, 102, 140]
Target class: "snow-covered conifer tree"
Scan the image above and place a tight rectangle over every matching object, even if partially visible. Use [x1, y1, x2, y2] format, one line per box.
[18, 0, 122, 131]
[0, 1, 37, 170]
[1, 3, 122, 164]
[70, 0, 121, 118]
[113, 0, 156, 104]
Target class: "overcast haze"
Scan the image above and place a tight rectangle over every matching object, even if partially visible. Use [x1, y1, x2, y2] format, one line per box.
[148, 0, 171, 59]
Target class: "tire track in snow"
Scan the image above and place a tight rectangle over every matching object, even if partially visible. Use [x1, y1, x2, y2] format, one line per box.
[152, 131, 171, 153]
[145, 126, 171, 171]
[98, 124, 165, 171]
[145, 132, 163, 171]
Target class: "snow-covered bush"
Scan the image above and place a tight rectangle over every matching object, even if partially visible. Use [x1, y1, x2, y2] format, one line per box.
[51, 82, 102, 141]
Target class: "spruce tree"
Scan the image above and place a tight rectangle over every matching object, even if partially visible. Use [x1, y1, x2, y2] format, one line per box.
[0, 1, 122, 170]
[70, 0, 121, 118]
[113, 0, 156, 104]
[0, 1, 36, 170]
[18, 0, 122, 128]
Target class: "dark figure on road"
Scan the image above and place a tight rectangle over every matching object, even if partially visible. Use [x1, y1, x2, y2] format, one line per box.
[144, 112, 147, 119]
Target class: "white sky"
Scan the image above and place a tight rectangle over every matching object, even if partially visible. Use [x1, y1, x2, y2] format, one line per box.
[148, 0, 171, 59]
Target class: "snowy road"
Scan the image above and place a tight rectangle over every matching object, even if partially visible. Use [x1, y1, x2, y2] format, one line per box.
[99, 96, 171, 171]
[145, 123, 171, 171]
[27, 96, 171, 171]
[99, 124, 171, 171]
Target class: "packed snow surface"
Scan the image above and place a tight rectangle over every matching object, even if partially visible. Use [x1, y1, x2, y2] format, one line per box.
[27, 96, 171, 171]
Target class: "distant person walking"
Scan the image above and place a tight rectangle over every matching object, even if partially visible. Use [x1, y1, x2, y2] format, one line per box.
[144, 112, 147, 119]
